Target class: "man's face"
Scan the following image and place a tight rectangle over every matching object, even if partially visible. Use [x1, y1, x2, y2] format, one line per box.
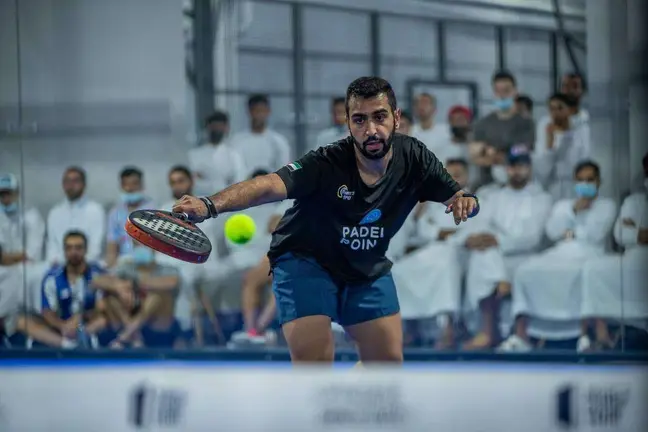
[398, 117, 412, 135]
[64, 236, 86, 267]
[121, 174, 142, 193]
[507, 163, 531, 189]
[169, 171, 192, 200]
[493, 79, 517, 100]
[62, 170, 85, 201]
[206, 120, 229, 144]
[347, 94, 399, 160]
[446, 163, 468, 189]
[414, 95, 435, 122]
[249, 102, 270, 129]
[548, 99, 572, 122]
[561, 76, 584, 101]
[333, 102, 346, 126]
[0, 190, 17, 207]
[575, 165, 600, 188]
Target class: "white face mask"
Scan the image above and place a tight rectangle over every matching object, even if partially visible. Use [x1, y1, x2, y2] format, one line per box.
[491, 165, 508, 185]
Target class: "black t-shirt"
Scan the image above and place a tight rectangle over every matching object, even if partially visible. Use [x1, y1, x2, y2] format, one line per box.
[268, 134, 461, 284]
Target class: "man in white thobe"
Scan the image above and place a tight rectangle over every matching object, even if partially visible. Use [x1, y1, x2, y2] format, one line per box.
[578, 154, 648, 351]
[46, 166, 106, 265]
[229, 94, 292, 177]
[500, 160, 617, 352]
[452, 152, 552, 350]
[410, 93, 451, 151]
[313, 97, 348, 150]
[188, 111, 248, 197]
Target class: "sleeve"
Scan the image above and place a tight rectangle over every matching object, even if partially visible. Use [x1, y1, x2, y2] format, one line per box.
[496, 193, 552, 253]
[614, 196, 639, 247]
[579, 200, 617, 244]
[515, 118, 536, 150]
[106, 208, 120, 243]
[41, 274, 58, 312]
[274, 150, 328, 200]
[26, 210, 45, 261]
[45, 210, 61, 264]
[545, 200, 576, 242]
[87, 205, 106, 262]
[417, 143, 462, 203]
[472, 118, 487, 142]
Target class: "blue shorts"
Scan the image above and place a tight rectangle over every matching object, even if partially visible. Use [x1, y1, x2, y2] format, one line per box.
[271, 253, 399, 327]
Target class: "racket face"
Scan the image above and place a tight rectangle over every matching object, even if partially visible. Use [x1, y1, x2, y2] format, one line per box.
[125, 209, 211, 264]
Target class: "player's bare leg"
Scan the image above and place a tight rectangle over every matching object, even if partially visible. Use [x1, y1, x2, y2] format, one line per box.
[282, 315, 335, 363]
[242, 256, 272, 331]
[345, 313, 403, 363]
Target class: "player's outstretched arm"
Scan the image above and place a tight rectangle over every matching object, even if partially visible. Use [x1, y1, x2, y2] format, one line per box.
[444, 190, 479, 225]
[172, 173, 287, 222]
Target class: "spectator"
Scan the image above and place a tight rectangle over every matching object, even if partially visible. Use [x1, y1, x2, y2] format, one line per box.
[393, 158, 472, 349]
[578, 153, 648, 351]
[105, 167, 155, 268]
[188, 111, 247, 197]
[515, 95, 534, 119]
[93, 240, 183, 348]
[15, 231, 106, 348]
[229, 94, 291, 176]
[500, 161, 617, 352]
[410, 93, 451, 150]
[469, 71, 535, 188]
[560, 72, 588, 122]
[534, 93, 591, 201]
[434, 106, 475, 175]
[46, 166, 106, 265]
[455, 149, 551, 350]
[398, 110, 413, 135]
[314, 97, 348, 150]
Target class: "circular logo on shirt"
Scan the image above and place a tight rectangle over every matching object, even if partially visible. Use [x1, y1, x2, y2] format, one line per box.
[337, 185, 355, 201]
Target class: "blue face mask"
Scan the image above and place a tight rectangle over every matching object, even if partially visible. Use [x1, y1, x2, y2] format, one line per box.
[1, 202, 18, 213]
[132, 247, 154, 265]
[574, 182, 598, 198]
[494, 98, 514, 111]
[121, 192, 144, 205]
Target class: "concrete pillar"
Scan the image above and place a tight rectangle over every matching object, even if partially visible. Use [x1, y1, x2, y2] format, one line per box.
[627, 0, 648, 184]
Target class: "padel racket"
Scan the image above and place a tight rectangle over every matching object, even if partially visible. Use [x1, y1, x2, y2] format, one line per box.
[125, 209, 211, 264]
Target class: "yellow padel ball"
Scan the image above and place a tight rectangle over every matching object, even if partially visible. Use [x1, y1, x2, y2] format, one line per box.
[224, 214, 256, 245]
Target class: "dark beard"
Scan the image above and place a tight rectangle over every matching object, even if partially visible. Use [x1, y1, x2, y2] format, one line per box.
[352, 125, 396, 160]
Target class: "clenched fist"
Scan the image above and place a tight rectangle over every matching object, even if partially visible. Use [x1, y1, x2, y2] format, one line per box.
[172, 195, 209, 223]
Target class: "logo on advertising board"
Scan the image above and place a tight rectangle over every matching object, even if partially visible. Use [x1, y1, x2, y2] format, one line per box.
[556, 384, 630, 430]
[129, 382, 187, 429]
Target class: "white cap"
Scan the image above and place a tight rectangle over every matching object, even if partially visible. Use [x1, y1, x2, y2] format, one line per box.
[0, 174, 18, 191]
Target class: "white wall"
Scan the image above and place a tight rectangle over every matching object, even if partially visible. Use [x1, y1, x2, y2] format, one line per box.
[0, 0, 188, 214]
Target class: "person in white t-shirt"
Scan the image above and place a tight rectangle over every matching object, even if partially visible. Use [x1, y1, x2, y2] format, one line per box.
[410, 93, 451, 151]
[229, 94, 292, 177]
[188, 111, 247, 197]
[313, 97, 348, 150]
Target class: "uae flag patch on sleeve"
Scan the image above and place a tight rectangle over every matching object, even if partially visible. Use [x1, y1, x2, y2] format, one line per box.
[286, 162, 302, 172]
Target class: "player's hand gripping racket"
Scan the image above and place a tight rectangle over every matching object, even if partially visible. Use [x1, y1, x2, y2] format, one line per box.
[125, 209, 212, 264]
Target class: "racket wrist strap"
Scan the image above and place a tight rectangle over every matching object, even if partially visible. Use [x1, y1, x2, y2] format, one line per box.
[200, 196, 218, 219]
[462, 193, 480, 218]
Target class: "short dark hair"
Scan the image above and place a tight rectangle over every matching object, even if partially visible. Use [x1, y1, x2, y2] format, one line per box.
[169, 165, 192, 179]
[64, 166, 86, 183]
[445, 158, 468, 169]
[345, 77, 397, 115]
[248, 94, 270, 109]
[417, 93, 436, 106]
[574, 160, 600, 179]
[120, 166, 143, 181]
[492, 70, 517, 87]
[205, 110, 229, 126]
[64, 230, 87, 248]
[549, 92, 578, 107]
[400, 110, 413, 123]
[516, 95, 534, 112]
[332, 96, 345, 107]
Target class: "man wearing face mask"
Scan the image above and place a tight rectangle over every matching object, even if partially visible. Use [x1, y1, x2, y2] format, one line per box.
[46, 166, 106, 265]
[499, 161, 617, 352]
[314, 97, 349, 150]
[105, 167, 155, 268]
[534, 93, 591, 201]
[188, 111, 247, 197]
[449, 149, 551, 350]
[469, 71, 535, 188]
[578, 153, 648, 352]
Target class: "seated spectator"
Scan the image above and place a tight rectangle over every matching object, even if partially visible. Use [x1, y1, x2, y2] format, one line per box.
[313, 97, 348, 150]
[453, 150, 551, 350]
[14, 231, 106, 348]
[398, 110, 413, 135]
[500, 161, 617, 352]
[469, 71, 535, 189]
[393, 158, 472, 349]
[229, 94, 291, 176]
[534, 93, 591, 201]
[105, 167, 155, 268]
[578, 153, 648, 351]
[188, 111, 247, 196]
[410, 93, 451, 150]
[515, 95, 534, 119]
[46, 166, 106, 265]
[92, 241, 182, 348]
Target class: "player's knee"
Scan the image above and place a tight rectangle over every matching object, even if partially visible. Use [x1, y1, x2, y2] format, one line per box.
[284, 316, 335, 362]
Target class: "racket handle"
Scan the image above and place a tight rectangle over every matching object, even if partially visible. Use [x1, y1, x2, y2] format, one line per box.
[173, 212, 191, 222]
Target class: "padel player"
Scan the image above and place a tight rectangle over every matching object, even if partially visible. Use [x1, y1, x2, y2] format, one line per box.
[173, 77, 479, 363]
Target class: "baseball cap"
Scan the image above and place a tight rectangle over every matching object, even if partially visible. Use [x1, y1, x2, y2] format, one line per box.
[507, 144, 532, 165]
[0, 174, 18, 191]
